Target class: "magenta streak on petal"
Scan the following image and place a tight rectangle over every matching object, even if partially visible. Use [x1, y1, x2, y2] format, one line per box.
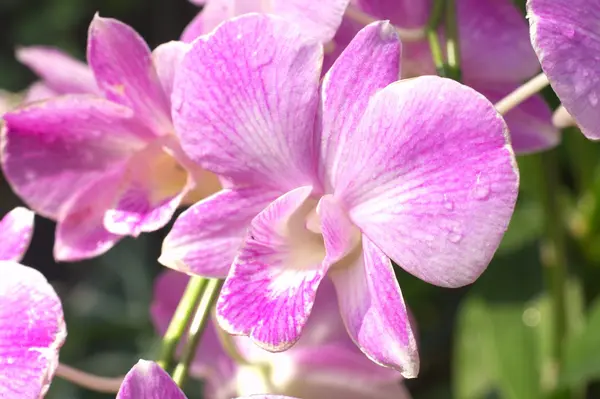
[0, 207, 34, 262]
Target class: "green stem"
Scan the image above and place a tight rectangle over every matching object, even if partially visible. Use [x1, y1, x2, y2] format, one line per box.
[171, 278, 224, 387]
[156, 276, 208, 370]
[426, 0, 446, 76]
[215, 319, 251, 366]
[444, 0, 461, 81]
[539, 150, 568, 389]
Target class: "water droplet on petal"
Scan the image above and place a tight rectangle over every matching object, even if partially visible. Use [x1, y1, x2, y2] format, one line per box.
[473, 173, 491, 201]
[563, 26, 575, 38]
[444, 200, 454, 211]
[589, 92, 599, 106]
[448, 232, 462, 243]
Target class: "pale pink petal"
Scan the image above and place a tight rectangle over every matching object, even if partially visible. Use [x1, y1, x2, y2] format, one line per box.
[272, 0, 350, 43]
[334, 76, 518, 288]
[216, 186, 328, 352]
[0, 261, 66, 399]
[23, 82, 59, 103]
[160, 187, 277, 277]
[54, 169, 124, 262]
[117, 360, 186, 399]
[458, 0, 539, 83]
[320, 21, 401, 190]
[528, 0, 600, 140]
[88, 15, 172, 135]
[181, 2, 235, 43]
[329, 237, 418, 378]
[173, 14, 322, 191]
[16, 46, 98, 95]
[152, 41, 191, 100]
[1, 95, 148, 219]
[476, 85, 559, 154]
[0, 207, 34, 262]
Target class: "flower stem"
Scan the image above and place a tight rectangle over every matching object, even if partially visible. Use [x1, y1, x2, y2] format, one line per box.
[215, 320, 251, 366]
[539, 149, 568, 387]
[344, 5, 426, 42]
[494, 72, 550, 115]
[55, 363, 123, 393]
[156, 276, 208, 370]
[444, 0, 461, 81]
[171, 278, 224, 387]
[426, 0, 447, 76]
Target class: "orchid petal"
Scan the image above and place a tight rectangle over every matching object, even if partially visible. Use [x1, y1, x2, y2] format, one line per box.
[1, 95, 147, 219]
[528, 0, 600, 140]
[216, 186, 326, 352]
[0, 207, 34, 262]
[117, 360, 186, 399]
[160, 187, 276, 277]
[152, 41, 191, 100]
[181, 2, 235, 43]
[0, 261, 66, 399]
[334, 76, 518, 288]
[173, 14, 322, 191]
[23, 82, 58, 103]
[88, 15, 171, 135]
[16, 46, 98, 95]
[54, 169, 124, 262]
[330, 237, 418, 377]
[320, 21, 401, 190]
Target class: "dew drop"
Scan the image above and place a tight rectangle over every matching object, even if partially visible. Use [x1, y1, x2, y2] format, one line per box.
[444, 200, 455, 211]
[589, 92, 599, 107]
[474, 184, 490, 200]
[448, 232, 463, 243]
[563, 26, 575, 39]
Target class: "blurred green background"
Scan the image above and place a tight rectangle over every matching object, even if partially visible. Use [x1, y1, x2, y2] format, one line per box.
[2, 0, 600, 398]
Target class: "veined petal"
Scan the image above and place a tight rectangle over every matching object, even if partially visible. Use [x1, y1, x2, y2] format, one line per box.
[16, 46, 98, 95]
[152, 41, 191, 101]
[336, 76, 518, 288]
[55, 169, 124, 262]
[88, 15, 172, 135]
[0, 261, 66, 399]
[181, 1, 235, 43]
[0, 207, 34, 262]
[117, 360, 186, 399]
[216, 186, 327, 351]
[160, 187, 277, 277]
[329, 237, 418, 378]
[458, 0, 539, 83]
[173, 13, 322, 191]
[476, 85, 559, 154]
[320, 21, 401, 190]
[1, 95, 148, 219]
[528, 0, 600, 140]
[272, 0, 350, 43]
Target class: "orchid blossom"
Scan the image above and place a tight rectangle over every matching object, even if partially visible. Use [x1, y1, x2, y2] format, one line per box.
[528, 0, 600, 140]
[333, 0, 559, 154]
[152, 270, 411, 399]
[0, 208, 66, 398]
[118, 359, 292, 399]
[160, 14, 519, 377]
[181, 0, 349, 46]
[2, 15, 220, 261]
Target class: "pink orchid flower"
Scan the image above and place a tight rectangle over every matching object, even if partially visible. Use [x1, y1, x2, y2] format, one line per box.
[333, 0, 559, 154]
[118, 360, 291, 399]
[2, 15, 220, 261]
[160, 14, 519, 377]
[0, 208, 66, 398]
[182, 0, 350, 45]
[528, 0, 600, 140]
[151, 270, 411, 399]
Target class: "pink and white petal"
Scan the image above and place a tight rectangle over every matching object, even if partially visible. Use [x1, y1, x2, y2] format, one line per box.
[0, 207, 34, 262]
[0, 261, 66, 399]
[216, 186, 328, 351]
[329, 237, 419, 378]
[152, 41, 191, 100]
[336, 76, 518, 288]
[88, 15, 172, 135]
[23, 82, 59, 103]
[159, 187, 277, 277]
[475, 85, 559, 154]
[54, 169, 124, 262]
[459, 0, 539, 83]
[528, 0, 600, 140]
[1, 95, 148, 219]
[272, 0, 349, 43]
[16, 46, 98, 95]
[173, 14, 322, 191]
[181, 0, 235, 43]
[320, 21, 401, 190]
[117, 360, 186, 399]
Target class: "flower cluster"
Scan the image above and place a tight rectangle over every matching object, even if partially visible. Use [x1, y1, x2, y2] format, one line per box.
[0, 0, 595, 397]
